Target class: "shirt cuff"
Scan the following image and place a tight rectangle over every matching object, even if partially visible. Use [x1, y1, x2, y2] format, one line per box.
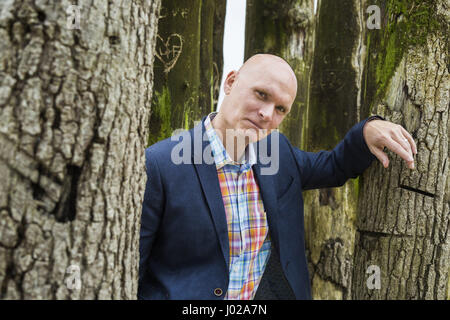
[366, 115, 385, 122]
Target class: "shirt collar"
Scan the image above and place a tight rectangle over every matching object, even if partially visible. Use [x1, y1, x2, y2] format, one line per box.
[204, 112, 257, 171]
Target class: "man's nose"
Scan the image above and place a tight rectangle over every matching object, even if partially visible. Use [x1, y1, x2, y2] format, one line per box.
[258, 104, 274, 122]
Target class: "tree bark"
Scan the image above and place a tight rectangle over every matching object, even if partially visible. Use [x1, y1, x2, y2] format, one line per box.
[148, 0, 226, 146]
[352, 0, 449, 299]
[202, 0, 226, 113]
[0, 0, 161, 299]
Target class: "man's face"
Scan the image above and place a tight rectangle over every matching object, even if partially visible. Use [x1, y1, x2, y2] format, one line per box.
[220, 56, 297, 142]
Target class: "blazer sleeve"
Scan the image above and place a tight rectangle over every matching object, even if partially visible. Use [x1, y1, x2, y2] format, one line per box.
[139, 148, 165, 282]
[291, 118, 377, 190]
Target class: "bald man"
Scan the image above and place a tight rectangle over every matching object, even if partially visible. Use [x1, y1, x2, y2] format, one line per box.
[138, 54, 417, 300]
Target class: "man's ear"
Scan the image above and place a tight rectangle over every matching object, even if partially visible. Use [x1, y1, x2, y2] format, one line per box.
[224, 70, 237, 95]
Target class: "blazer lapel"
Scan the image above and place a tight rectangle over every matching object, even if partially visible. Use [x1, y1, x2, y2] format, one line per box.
[253, 131, 282, 255]
[192, 120, 230, 268]
[253, 162, 281, 256]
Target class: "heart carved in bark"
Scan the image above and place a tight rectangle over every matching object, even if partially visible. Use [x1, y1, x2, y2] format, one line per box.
[155, 34, 183, 73]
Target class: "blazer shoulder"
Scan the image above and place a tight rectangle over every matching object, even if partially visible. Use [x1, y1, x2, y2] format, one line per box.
[277, 131, 291, 147]
[271, 130, 298, 157]
[145, 127, 195, 162]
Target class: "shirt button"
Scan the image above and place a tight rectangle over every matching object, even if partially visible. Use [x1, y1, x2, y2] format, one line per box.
[214, 288, 223, 297]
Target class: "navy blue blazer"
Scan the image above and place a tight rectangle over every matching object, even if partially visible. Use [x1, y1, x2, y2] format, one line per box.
[138, 117, 376, 300]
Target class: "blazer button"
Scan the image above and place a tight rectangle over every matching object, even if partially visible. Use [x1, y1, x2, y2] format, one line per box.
[214, 288, 223, 297]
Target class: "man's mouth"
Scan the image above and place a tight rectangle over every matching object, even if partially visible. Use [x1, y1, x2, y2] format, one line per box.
[246, 119, 262, 130]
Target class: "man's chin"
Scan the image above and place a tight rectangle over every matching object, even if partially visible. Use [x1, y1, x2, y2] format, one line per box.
[244, 128, 271, 143]
[224, 127, 270, 144]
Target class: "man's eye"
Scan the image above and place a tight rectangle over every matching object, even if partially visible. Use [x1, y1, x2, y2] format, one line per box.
[276, 106, 286, 113]
[257, 90, 267, 99]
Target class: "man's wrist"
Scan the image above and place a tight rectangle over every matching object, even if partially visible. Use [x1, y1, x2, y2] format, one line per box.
[362, 115, 385, 156]
[363, 115, 385, 133]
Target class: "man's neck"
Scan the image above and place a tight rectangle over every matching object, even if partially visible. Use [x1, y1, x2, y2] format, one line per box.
[211, 113, 248, 163]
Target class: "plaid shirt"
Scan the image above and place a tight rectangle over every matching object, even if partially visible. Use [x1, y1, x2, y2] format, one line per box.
[204, 112, 271, 300]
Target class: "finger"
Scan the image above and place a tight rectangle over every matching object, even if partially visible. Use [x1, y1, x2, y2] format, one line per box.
[393, 131, 413, 160]
[400, 127, 417, 155]
[384, 138, 415, 169]
[371, 146, 390, 168]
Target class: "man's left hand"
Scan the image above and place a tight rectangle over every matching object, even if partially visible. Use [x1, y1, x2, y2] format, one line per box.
[363, 120, 417, 169]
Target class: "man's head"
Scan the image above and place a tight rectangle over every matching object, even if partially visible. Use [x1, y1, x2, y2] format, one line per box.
[213, 54, 297, 143]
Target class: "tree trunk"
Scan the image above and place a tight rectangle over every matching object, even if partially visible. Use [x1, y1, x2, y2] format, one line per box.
[148, 0, 226, 146]
[0, 0, 161, 299]
[245, 0, 316, 149]
[352, 0, 449, 299]
[302, 0, 369, 300]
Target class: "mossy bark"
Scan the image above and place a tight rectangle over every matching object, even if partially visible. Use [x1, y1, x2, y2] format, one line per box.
[353, 0, 449, 299]
[0, 0, 161, 299]
[148, 0, 225, 146]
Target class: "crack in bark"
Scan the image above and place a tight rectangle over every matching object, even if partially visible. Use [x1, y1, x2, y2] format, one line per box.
[52, 165, 81, 222]
[398, 184, 435, 198]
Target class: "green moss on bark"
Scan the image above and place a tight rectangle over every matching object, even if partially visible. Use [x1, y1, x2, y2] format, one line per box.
[363, 0, 443, 113]
[148, 86, 173, 146]
[353, 176, 360, 199]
